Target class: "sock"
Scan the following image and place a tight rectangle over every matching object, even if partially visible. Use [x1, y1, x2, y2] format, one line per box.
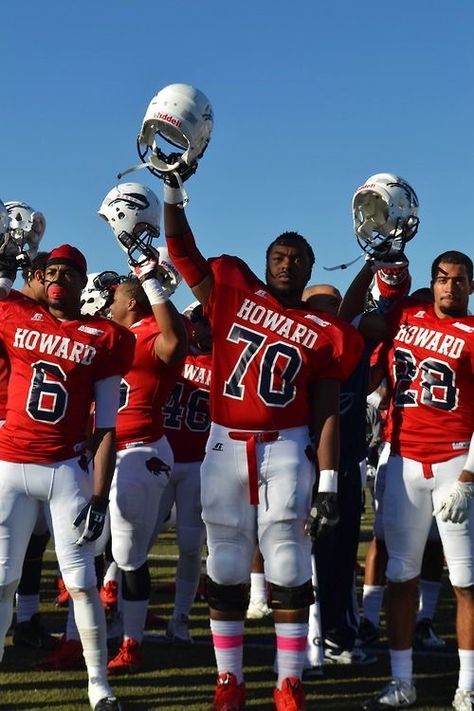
[249, 573, 267, 604]
[210, 619, 245, 684]
[362, 585, 384, 626]
[275, 622, 308, 688]
[15, 593, 40, 623]
[70, 587, 108, 687]
[174, 577, 199, 618]
[390, 648, 413, 684]
[417, 580, 441, 621]
[458, 649, 474, 691]
[122, 598, 148, 644]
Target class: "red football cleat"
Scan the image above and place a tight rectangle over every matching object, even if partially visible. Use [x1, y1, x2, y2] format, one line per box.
[273, 677, 307, 711]
[55, 576, 70, 607]
[211, 672, 246, 710]
[35, 634, 84, 670]
[100, 581, 119, 612]
[107, 638, 142, 674]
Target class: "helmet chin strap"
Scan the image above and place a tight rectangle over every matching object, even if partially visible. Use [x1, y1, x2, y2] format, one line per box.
[323, 253, 364, 271]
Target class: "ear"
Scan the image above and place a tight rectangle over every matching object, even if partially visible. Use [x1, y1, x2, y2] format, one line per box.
[469, 281, 474, 296]
[80, 274, 88, 289]
[34, 269, 45, 284]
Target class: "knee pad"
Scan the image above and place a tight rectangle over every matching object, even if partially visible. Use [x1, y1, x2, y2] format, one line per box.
[269, 579, 314, 611]
[207, 542, 252, 585]
[386, 557, 420, 584]
[205, 576, 249, 612]
[122, 563, 150, 601]
[177, 525, 205, 558]
[449, 568, 474, 589]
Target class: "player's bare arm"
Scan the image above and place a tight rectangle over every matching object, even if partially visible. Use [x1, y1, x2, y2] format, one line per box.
[152, 299, 188, 365]
[90, 428, 117, 500]
[309, 378, 340, 473]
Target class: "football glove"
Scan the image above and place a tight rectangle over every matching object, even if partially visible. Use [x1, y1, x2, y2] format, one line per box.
[162, 154, 198, 186]
[129, 255, 158, 282]
[0, 254, 20, 281]
[433, 480, 474, 524]
[73, 495, 109, 546]
[305, 493, 340, 538]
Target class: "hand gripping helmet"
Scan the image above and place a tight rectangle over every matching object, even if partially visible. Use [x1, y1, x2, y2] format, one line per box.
[137, 83, 214, 176]
[98, 183, 161, 266]
[352, 173, 419, 257]
[81, 270, 126, 316]
[154, 246, 182, 298]
[5, 201, 46, 259]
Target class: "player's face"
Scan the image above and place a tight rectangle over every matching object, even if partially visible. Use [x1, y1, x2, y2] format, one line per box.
[266, 245, 312, 300]
[432, 262, 474, 318]
[109, 283, 130, 325]
[44, 264, 85, 311]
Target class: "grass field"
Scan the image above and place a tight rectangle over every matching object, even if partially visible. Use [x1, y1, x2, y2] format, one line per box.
[0, 515, 459, 710]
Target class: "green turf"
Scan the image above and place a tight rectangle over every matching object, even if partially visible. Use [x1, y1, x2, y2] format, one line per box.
[0, 515, 459, 710]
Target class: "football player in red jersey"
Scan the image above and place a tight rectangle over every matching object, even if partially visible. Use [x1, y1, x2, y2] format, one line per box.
[105, 273, 188, 673]
[163, 179, 364, 711]
[341, 251, 474, 711]
[0, 244, 135, 711]
[159, 301, 212, 644]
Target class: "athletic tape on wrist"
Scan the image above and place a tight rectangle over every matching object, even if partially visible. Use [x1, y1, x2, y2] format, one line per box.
[318, 469, 338, 493]
[164, 184, 185, 205]
[141, 277, 169, 305]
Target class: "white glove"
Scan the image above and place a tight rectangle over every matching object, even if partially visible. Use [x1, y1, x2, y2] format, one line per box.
[433, 480, 474, 524]
[129, 256, 158, 282]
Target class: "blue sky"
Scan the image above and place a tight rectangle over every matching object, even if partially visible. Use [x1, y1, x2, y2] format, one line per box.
[2, 1, 473, 310]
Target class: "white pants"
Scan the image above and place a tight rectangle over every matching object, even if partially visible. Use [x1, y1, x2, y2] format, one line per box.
[201, 423, 314, 588]
[110, 437, 173, 571]
[0, 457, 96, 590]
[383, 452, 473, 587]
[155, 460, 205, 549]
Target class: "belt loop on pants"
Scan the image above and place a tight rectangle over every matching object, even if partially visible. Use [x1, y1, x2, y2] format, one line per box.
[228, 430, 279, 505]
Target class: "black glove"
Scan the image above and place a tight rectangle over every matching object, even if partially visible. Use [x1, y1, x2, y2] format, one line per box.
[73, 495, 109, 546]
[162, 153, 198, 186]
[305, 493, 340, 538]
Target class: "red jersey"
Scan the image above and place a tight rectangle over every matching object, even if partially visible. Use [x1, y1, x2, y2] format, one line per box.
[204, 256, 364, 430]
[115, 316, 183, 450]
[0, 297, 135, 463]
[383, 300, 474, 462]
[163, 351, 212, 462]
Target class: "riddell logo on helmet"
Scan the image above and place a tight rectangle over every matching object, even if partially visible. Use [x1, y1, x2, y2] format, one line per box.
[155, 112, 182, 128]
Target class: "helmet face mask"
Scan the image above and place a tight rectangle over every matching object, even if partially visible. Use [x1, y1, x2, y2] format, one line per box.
[137, 83, 214, 177]
[352, 173, 419, 256]
[5, 201, 46, 259]
[98, 183, 161, 266]
[81, 270, 126, 317]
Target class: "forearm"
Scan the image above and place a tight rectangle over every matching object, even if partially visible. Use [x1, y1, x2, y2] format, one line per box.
[338, 262, 373, 323]
[310, 379, 340, 491]
[90, 428, 116, 499]
[153, 301, 189, 365]
[460, 432, 474, 481]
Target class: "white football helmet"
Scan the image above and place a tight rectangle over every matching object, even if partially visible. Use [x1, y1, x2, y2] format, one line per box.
[155, 246, 182, 298]
[98, 183, 161, 266]
[137, 83, 214, 175]
[5, 201, 46, 259]
[81, 270, 125, 316]
[352, 173, 419, 256]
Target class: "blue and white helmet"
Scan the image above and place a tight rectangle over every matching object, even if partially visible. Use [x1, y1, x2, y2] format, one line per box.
[352, 173, 419, 256]
[98, 182, 161, 265]
[5, 201, 46, 259]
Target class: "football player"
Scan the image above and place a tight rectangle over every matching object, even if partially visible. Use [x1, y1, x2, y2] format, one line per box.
[163, 176, 364, 711]
[157, 301, 212, 644]
[97, 181, 189, 673]
[341, 251, 474, 711]
[0, 244, 135, 711]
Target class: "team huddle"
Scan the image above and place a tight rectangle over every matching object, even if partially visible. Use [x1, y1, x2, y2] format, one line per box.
[0, 83, 473, 711]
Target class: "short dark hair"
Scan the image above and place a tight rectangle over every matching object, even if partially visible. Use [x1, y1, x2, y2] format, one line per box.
[431, 251, 473, 283]
[21, 251, 49, 283]
[122, 277, 153, 315]
[266, 231, 315, 270]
